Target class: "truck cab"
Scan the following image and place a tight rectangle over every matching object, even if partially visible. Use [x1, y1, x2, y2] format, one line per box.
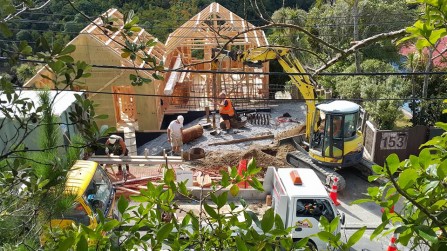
[264, 167, 344, 250]
[48, 160, 116, 230]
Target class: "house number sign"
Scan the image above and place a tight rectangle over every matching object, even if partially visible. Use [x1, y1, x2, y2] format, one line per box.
[380, 132, 408, 150]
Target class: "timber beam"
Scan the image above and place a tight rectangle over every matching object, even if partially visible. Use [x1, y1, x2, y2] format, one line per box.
[89, 155, 183, 165]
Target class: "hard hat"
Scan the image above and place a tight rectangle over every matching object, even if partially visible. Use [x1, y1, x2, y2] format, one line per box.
[177, 115, 184, 124]
[108, 135, 119, 144]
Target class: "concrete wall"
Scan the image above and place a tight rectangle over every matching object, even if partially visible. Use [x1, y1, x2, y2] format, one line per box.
[364, 122, 428, 165]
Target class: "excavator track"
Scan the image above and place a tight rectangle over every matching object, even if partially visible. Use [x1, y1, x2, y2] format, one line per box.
[286, 149, 379, 191]
[286, 150, 347, 191]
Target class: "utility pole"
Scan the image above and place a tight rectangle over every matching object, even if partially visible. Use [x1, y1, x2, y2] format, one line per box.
[352, 0, 361, 73]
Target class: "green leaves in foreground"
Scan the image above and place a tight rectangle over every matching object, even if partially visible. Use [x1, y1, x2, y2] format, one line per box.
[315, 216, 365, 251]
[354, 107, 447, 249]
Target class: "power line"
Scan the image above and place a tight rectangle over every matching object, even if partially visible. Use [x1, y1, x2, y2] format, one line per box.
[1, 57, 446, 77]
[0, 28, 407, 42]
[14, 85, 446, 102]
[7, 18, 415, 29]
[20, 10, 417, 22]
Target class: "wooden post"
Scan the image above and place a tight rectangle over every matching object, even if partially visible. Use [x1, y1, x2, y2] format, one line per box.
[212, 58, 218, 129]
[205, 106, 210, 123]
[209, 134, 274, 146]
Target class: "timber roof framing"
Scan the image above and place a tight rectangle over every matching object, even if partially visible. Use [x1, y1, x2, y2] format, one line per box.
[24, 8, 166, 88]
[81, 8, 166, 67]
[161, 2, 270, 112]
[165, 2, 268, 54]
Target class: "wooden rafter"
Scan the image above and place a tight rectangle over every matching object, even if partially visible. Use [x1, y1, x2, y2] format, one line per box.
[165, 2, 267, 54]
[162, 2, 270, 113]
[82, 8, 166, 66]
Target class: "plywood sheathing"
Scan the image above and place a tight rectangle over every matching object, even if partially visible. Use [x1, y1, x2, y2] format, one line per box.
[163, 2, 270, 113]
[24, 8, 167, 131]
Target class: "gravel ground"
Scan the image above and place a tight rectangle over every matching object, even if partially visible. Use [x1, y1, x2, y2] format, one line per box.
[138, 102, 307, 156]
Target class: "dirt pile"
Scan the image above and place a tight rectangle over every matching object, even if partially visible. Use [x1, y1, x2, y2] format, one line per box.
[188, 143, 296, 176]
[275, 124, 305, 141]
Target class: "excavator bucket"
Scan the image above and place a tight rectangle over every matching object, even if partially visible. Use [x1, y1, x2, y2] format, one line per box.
[278, 134, 306, 148]
[275, 125, 306, 146]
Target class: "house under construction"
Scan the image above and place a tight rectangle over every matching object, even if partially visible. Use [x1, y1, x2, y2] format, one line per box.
[25, 2, 271, 133]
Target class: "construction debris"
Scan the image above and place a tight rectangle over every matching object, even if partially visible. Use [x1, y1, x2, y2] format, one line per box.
[113, 175, 162, 185]
[247, 113, 271, 125]
[89, 155, 183, 165]
[208, 133, 275, 146]
[118, 102, 307, 193]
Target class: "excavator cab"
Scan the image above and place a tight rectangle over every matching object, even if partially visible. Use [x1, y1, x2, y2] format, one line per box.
[308, 100, 364, 167]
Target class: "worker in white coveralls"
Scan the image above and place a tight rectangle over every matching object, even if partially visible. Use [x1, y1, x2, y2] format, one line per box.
[167, 115, 184, 155]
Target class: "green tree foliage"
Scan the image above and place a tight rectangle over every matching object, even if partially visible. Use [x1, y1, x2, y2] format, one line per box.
[0, 89, 82, 248]
[269, 8, 311, 55]
[335, 59, 411, 129]
[355, 120, 447, 249]
[315, 216, 366, 251]
[308, 0, 415, 63]
[43, 159, 306, 250]
[0, 5, 152, 248]
[397, 0, 447, 126]
[11, 61, 37, 84]
[268, 8, 312, 95]
[351, 2, 447, 249]
[406, 68, 447, 126]
[41, 157, 365, 250]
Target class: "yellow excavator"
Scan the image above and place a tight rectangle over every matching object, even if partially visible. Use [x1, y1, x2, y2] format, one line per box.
[214, 47, 365, 190]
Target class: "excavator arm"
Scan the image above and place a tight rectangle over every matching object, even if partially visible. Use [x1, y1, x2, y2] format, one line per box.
[214, 47, 316, 139]
[214, 47, 368, 192]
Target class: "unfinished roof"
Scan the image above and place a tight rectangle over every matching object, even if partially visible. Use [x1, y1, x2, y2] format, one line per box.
[165, 2, 268, 54]
[25, 8, 165, 87]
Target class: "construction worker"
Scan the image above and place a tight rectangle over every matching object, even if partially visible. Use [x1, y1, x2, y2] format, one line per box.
[217, 92, 234, 133]
[167, 115, 184, 155]
[105, 134, 130, 175]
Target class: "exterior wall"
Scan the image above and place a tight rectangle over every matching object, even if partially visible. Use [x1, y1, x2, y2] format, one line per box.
[27, 34, 163, 131]
[89, 71, 160, 131]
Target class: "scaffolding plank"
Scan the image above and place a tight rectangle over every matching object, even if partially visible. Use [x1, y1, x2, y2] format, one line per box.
[89, 156, 183, 165]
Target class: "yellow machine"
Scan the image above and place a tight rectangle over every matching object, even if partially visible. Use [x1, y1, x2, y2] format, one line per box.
[215, 47, 365, 190]
[48, 160, 116, 230]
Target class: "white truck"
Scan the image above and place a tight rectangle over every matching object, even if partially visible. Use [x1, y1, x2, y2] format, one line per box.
[263, 166, 345, 250]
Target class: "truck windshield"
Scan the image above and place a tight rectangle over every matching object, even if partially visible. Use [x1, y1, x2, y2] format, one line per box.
[296, 199, 335, 222]
[84, 166, 113, 215]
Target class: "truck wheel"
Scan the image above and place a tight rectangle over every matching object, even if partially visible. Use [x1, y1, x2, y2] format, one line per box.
[306, 242, 317, 251]
[293, 239, 317, 251]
